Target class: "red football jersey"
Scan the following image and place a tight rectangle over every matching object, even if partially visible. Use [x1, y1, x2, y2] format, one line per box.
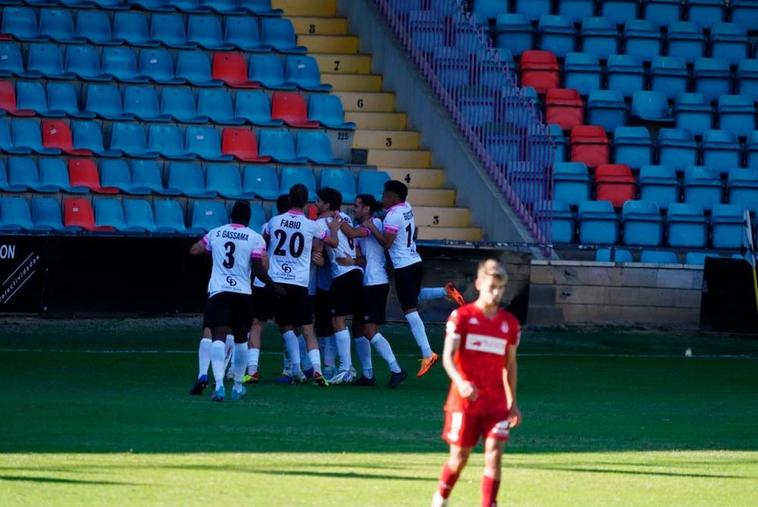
[443, 303, 521, 415]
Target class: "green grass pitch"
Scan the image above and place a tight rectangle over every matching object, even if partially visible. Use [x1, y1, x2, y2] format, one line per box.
[1, 319, 757, 506]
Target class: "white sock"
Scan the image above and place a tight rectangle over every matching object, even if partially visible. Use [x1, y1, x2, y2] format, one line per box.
[232, 343, 247, 388]
[355, 336, 373, 378]
[224, 334, 234, 369]
[282, 331, 302, 375]
[198, 337, 212, 378]
[321, 335, 336, 369]
[406, 311, 433, 357]
[419, 287, 446, 301]
[334, 329, 353, 372]
[298, 334, 313, 371]
[210, 340, 226, 390]
[307, 348, 323, 375]
[371, 333, 401, 373]
[247, 347, 260, 375]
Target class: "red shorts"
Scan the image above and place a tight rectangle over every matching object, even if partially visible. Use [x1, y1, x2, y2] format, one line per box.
[442, 410, 510, 448]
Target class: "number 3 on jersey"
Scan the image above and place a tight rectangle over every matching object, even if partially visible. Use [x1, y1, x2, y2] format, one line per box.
[223, 241, 235, 268]
[273, 230, 305, 258]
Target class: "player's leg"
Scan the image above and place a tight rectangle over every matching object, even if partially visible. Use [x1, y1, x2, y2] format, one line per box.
[244, 318, 264, 383]
[210, 325, 230, 402]
[419, 282, 465, 307]
[362, 283, 406, 387]
[353, 320, 375, 386]
[481, 437, 506, 507]
[301, 323, 328, 386]
[432, 444, 472, 507]
[329, 271, 363, 384]
[315, 289, 336, 378]
[396, 263, 438, 376]
[274, 284, 305, 382]
[224, 332, 236, 381]
[297, 329, 314, 376]
[190, 326, 212, 395]
[330, 314, 354, 383]
[230, 297, 252, 400]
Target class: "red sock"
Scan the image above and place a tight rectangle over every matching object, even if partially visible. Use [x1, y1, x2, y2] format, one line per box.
[437, 465, 460, 499]
[481, 475, 500, 507]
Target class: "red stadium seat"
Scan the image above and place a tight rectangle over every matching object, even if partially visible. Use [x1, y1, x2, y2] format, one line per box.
[595, 164, 636, 207]
[271, 92, 319, 128]
[520, 50, 560, 94]
[64, 197, 110, 231]
[545, 88, 584, 130]
[221, 127, 271, 163]
[0, 81, 34, 116]
[42, 120, 91, 156]
[570, 125, 609, 169]
[211, 52, 260, 89]
[68, 158, 118, 194]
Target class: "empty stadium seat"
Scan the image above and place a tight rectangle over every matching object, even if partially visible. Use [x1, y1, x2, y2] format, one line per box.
[110, 122, 157, 158]
[737, 59, 758, 102]
[100, 159, 135, 194]
[623, 19, 661, 63]
[357, 170, 390, 201]
[149, 14, 193, 49]
[189, 199, 227, 234]
[30, 197, 65, 232]
[63, 197, 98, 231]
[146, 124, 190, 159]
[6, 157, 38, 192]
[639, 250, 678, 263]
[577, 200, 618, 244]
[224, 15, 265, 52]
[2, 7, 45, 42]
[10, 118, 59, 154]
[197, 88, 244, 125]
[493, 13, 533, 57]
[563, 52, 601, 97]
[45, 82, 90, 119]
[570, 125, 609, 169]
[75, 10, 117, 46]
[622, 200, 663, 246]
[70, 120, 116, 157]
[94, 198, 126, 231]
[711, 203, 746, 248]
[658, 128, 698, 170]
[85, 83, 131, 120]
[727, 168, 758, 209]
[138, 48, 183, 85]
[260, 18, 306, 54]
[285, 55, 331, 92]
[545, 88, 584, 130]
[27, 43, 75, 80]
[231, 90, 280, 127]
[650, 56, 688, 100]
[581, 17, 619, 60]
[639, 165, 679, 210]
[558, 0, 595, 23]
[683, 166, 722, 210]
[257, 129, 305, 164]
[538, 15, 576, 58]
[687, 0, 726, 29]
[124, 85, 167, 121]
[606, 54, 645, 98]
[320, 168, 356, 203]
[643, 0, 683, 26]
[747, 131, 758, 169]
[539, 200, 575, 243]
[158, 87, 203, 123]
[731, 0, 758, 31]
[212, 52, 259, 88]
[238, 0, 283, 17]
[613, 126, 653, 169]
[308, 94, 355, 130]
[710, 23, 748, 67]
[553, 162, 591, 205]
[42, 119, 91, 155]
[188, 15, 232, 50]
[587, 89, 627, 132]
[693, 58, 732, 102]
[205, 163, 245, 198]
[69, 158, 117, 193]
[166, 161, 214, 197]
[0, 196, 32, 231]
[175, 51, 221, 87]
[666, 22, 705, 64]
[549, 123, 567, 162]
[38, 158, 74, 192]
[242, 164, 279, 200]
[221, 127, 270, 162]
[123, 199, 157, 232]
[595, 247, 634, 262]
[702, 129, 741, 175]
[674, 93, 713, 136]
[296, 131, 343, 165]
[102, 46, 149, 84]
[514, 0, 551, 22]
[684, 251, 719, 265]
[248, 53, 297, 90]
[0, 42, 27, 78]
[519, 50, 559, 94]
[113, 11, 152, 47]
[0, 81, 34, 116]
[271, 92, 319, 128]
[41, 9, 82, 44]
[471, 0, 505, 24]
[718, 95, 755, 138]
[279, 166, 316, 201]
[65, 45, 110, 82]
[631, 91, 673, 123]
[150, 198, 185, 233]
[595, 164, 636, 207]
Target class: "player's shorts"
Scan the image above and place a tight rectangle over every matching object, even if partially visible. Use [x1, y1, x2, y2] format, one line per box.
[273, 283, 313, 327]
[251, 285, 276, 322]
[394, 261, 423, 311]
[359, 283, 389, 325]
[330, 268, 363, 318]
[202, 292, 253, 339]
[314, 290, 334, 337]
[441, 410, 510, 448]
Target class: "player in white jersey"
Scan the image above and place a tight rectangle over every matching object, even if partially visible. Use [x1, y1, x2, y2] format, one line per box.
[313, 210, 336, 378]
[188, 201, 278, 402]
[266, 184, 339, 386]
[363, 180, 439, 378]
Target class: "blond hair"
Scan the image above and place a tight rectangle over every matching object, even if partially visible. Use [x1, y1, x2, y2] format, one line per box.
[477, 258, 508, 284]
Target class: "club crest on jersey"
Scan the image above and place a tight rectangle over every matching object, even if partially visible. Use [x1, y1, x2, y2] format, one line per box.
[468, 317, 480, 325]
[501, 321, 509, 334]
[465, 334, 506, 356]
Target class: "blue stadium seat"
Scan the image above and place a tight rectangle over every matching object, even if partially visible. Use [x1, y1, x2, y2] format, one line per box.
[85, 83, 132, 120]
[123, 85, 167, 121]
[14, 80, 46, 116]
[242, 164, 279, 200]
[279, 166, 316, 201]
[0, 196, 33, 231]
[549, 123, 567, 162]
[639, 250, 678, 263]
[606, 54, 645, 98]
[296, 131, 343, 165]
[431, 47, 468, 90]
[238, 0, 283, 16]
[643, 0, 683, 25]
[357, 170, 390, 201]
[153, 199, 187, 233]
[702, 129, 741, 175]
[685, 0, 725, 29]
[666, 22, 705, 64]
[674, 93, 713, 136]
[538, 15, 576, 58]
[514, 0, 551, 22]
[64, 45, 110, 82]
[233, 90, 282, 127]
[224, 15, 264, 52]
[38, 157, 74, 192]
[711, 203, 746, 248]
[408, 11, 446, 51]
[6, 156, 39, 192]
[693, 58, 732, 102]
[0, 42, 27, 77]
[100, 159, 135, 193]
[46, 82, 94, 119]
[185, 125, 231, 161]
[113, 11, 153, 47]
[684, 251, 720, 265]
[198, 0, 243, 14]
[40, 9, 83, 44]
[639, 165, 679, 210]
[308, 94, 355, 130]
[94, 198, 127, 231]
[747, 131, 758, 169]
[10, 118, 59, 154]
[553, 162, 591, 205]
[577, 200, 618, 244]
[150, 14, 195, 49]
[623, 19, 661, 63]
[102, 46, 148, 83]
[718, 94, 755, 138]
[122, 199, 156, 232]
[30, 197, 65, 232]
[580, 17, 619, 60]
[320, 168, 356, 203]
[0, 118, 12, 152]
[258, 128, 306, 164]
[250, 201, 266, 231]
[710, 23, 748, 67]
[206, 163, 245, 198]
[727, 168, 758, 209]
[667, 202, 707, 247]
[284, 55, 331, 92]
[731, 0, 758, 31]
[197, 88, 244, 125]
[160, 87, 206, 122]
[175, 51, 221, 87]
[471, 0, 506, 24]
[538, 200, 574, 243]
[109, 122, 158, 158]
[188, 199, 227, 234]
[631, 91, 673, 122]
[138, 48, 183, 84]
[27, 43, 75, 80]
[736, 59, 758, 102]
[493, 13, 534, 57]
[658, 128, 698, 170]
[683, 166, 722, 210]
[558, 0, 595, 23]
[595, 247, 634, 262]
[166, 161, 214, 197]
[564, 52, 601, 96]
[650, 56, 688, 100]
[75, 10, 118, 46]
[613, 126, 653, 169]
[188, 15, 233, 50]
[148, 124, 193, 160]
[249, 53, 297, 90]
[130, 159, 165, 194]
[261, 18, 306, 54]
[1, 7, 46, 42]
[622, 200, 663, 246]
[600, 0, 639, 25]
[72, 120, 120, 157]
[587, 89, 627, 132]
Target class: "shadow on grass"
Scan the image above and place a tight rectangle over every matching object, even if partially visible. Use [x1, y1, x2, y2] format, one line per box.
[0, 475, 145, 486]
[518, 465, 755, 480]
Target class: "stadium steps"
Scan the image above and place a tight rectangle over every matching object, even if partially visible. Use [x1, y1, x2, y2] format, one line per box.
[275, 0, 482, 240]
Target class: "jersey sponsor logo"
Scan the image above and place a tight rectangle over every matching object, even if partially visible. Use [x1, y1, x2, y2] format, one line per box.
[465, 334, 506, 356]
[281, 263, 292, 274]
[468, 317, 480, 325]
[225, 276, 237, 287]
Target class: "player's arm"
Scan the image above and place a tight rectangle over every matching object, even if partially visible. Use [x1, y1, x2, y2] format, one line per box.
[189, 236, 209, 255]
[336, 243, 365, 267]
[311, 248, 325, 267]
[504, 343, 521, 428]
[364, 217, 396, 249]
[340, 221, 370, 239]
[322, 216, 340, 248]
[442, 312, 477, 400]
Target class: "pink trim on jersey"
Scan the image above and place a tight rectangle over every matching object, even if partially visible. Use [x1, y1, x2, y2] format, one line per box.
[230, 223, 245, 229]
[250, 247, 266, 259]
[360, 227, 371, 235]
[384, 224, 400, 233]
[288, 209, 304, 215]
[201, 237, 211, 252]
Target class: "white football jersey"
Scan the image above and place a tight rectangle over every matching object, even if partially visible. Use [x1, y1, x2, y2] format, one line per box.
[382, 201, 422, 269]
[327, 212, 362, 279]
[315, 217, 332, 291]
[267, 210, 328, 288]
[203, 224, 266, 296]
[252, 222, 269, 289]
[356, 217, 389, 286]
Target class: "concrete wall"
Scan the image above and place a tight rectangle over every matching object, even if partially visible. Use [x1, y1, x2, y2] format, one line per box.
[528, 261, 704, 328]
[337, 0, 536, 246]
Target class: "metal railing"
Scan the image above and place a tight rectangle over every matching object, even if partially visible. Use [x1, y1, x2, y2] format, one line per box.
[374, 0, 554, 248]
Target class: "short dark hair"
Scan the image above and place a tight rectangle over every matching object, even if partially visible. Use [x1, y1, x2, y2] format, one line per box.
[384, 180, 408, 201]
[356, 193, 382, 213]
[288, 184, 308, 208]
[317, 187, 342, 211]
[275, 194, 290, 214]
[230, 200, 251, 226]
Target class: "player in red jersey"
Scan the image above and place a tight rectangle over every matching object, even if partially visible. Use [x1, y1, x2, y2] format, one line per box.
[432, 258, 522, 507]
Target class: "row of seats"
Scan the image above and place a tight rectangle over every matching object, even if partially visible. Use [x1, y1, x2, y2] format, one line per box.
[0, 0, 282, 17]
[1, 8, 302, 53]
[0, 117, 346, 164]
[547, 200, 751, 248]
[0, 83, 355, 129]
[0, 158, 388, 201]
[594, 248, 741, 266]
[554, 162, 758, 209]
[0, 42, 330, 91]
[473, 0, 758, 29]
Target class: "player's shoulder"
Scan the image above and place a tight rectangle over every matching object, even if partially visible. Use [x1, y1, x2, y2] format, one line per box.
[496, 309, 521, 337]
